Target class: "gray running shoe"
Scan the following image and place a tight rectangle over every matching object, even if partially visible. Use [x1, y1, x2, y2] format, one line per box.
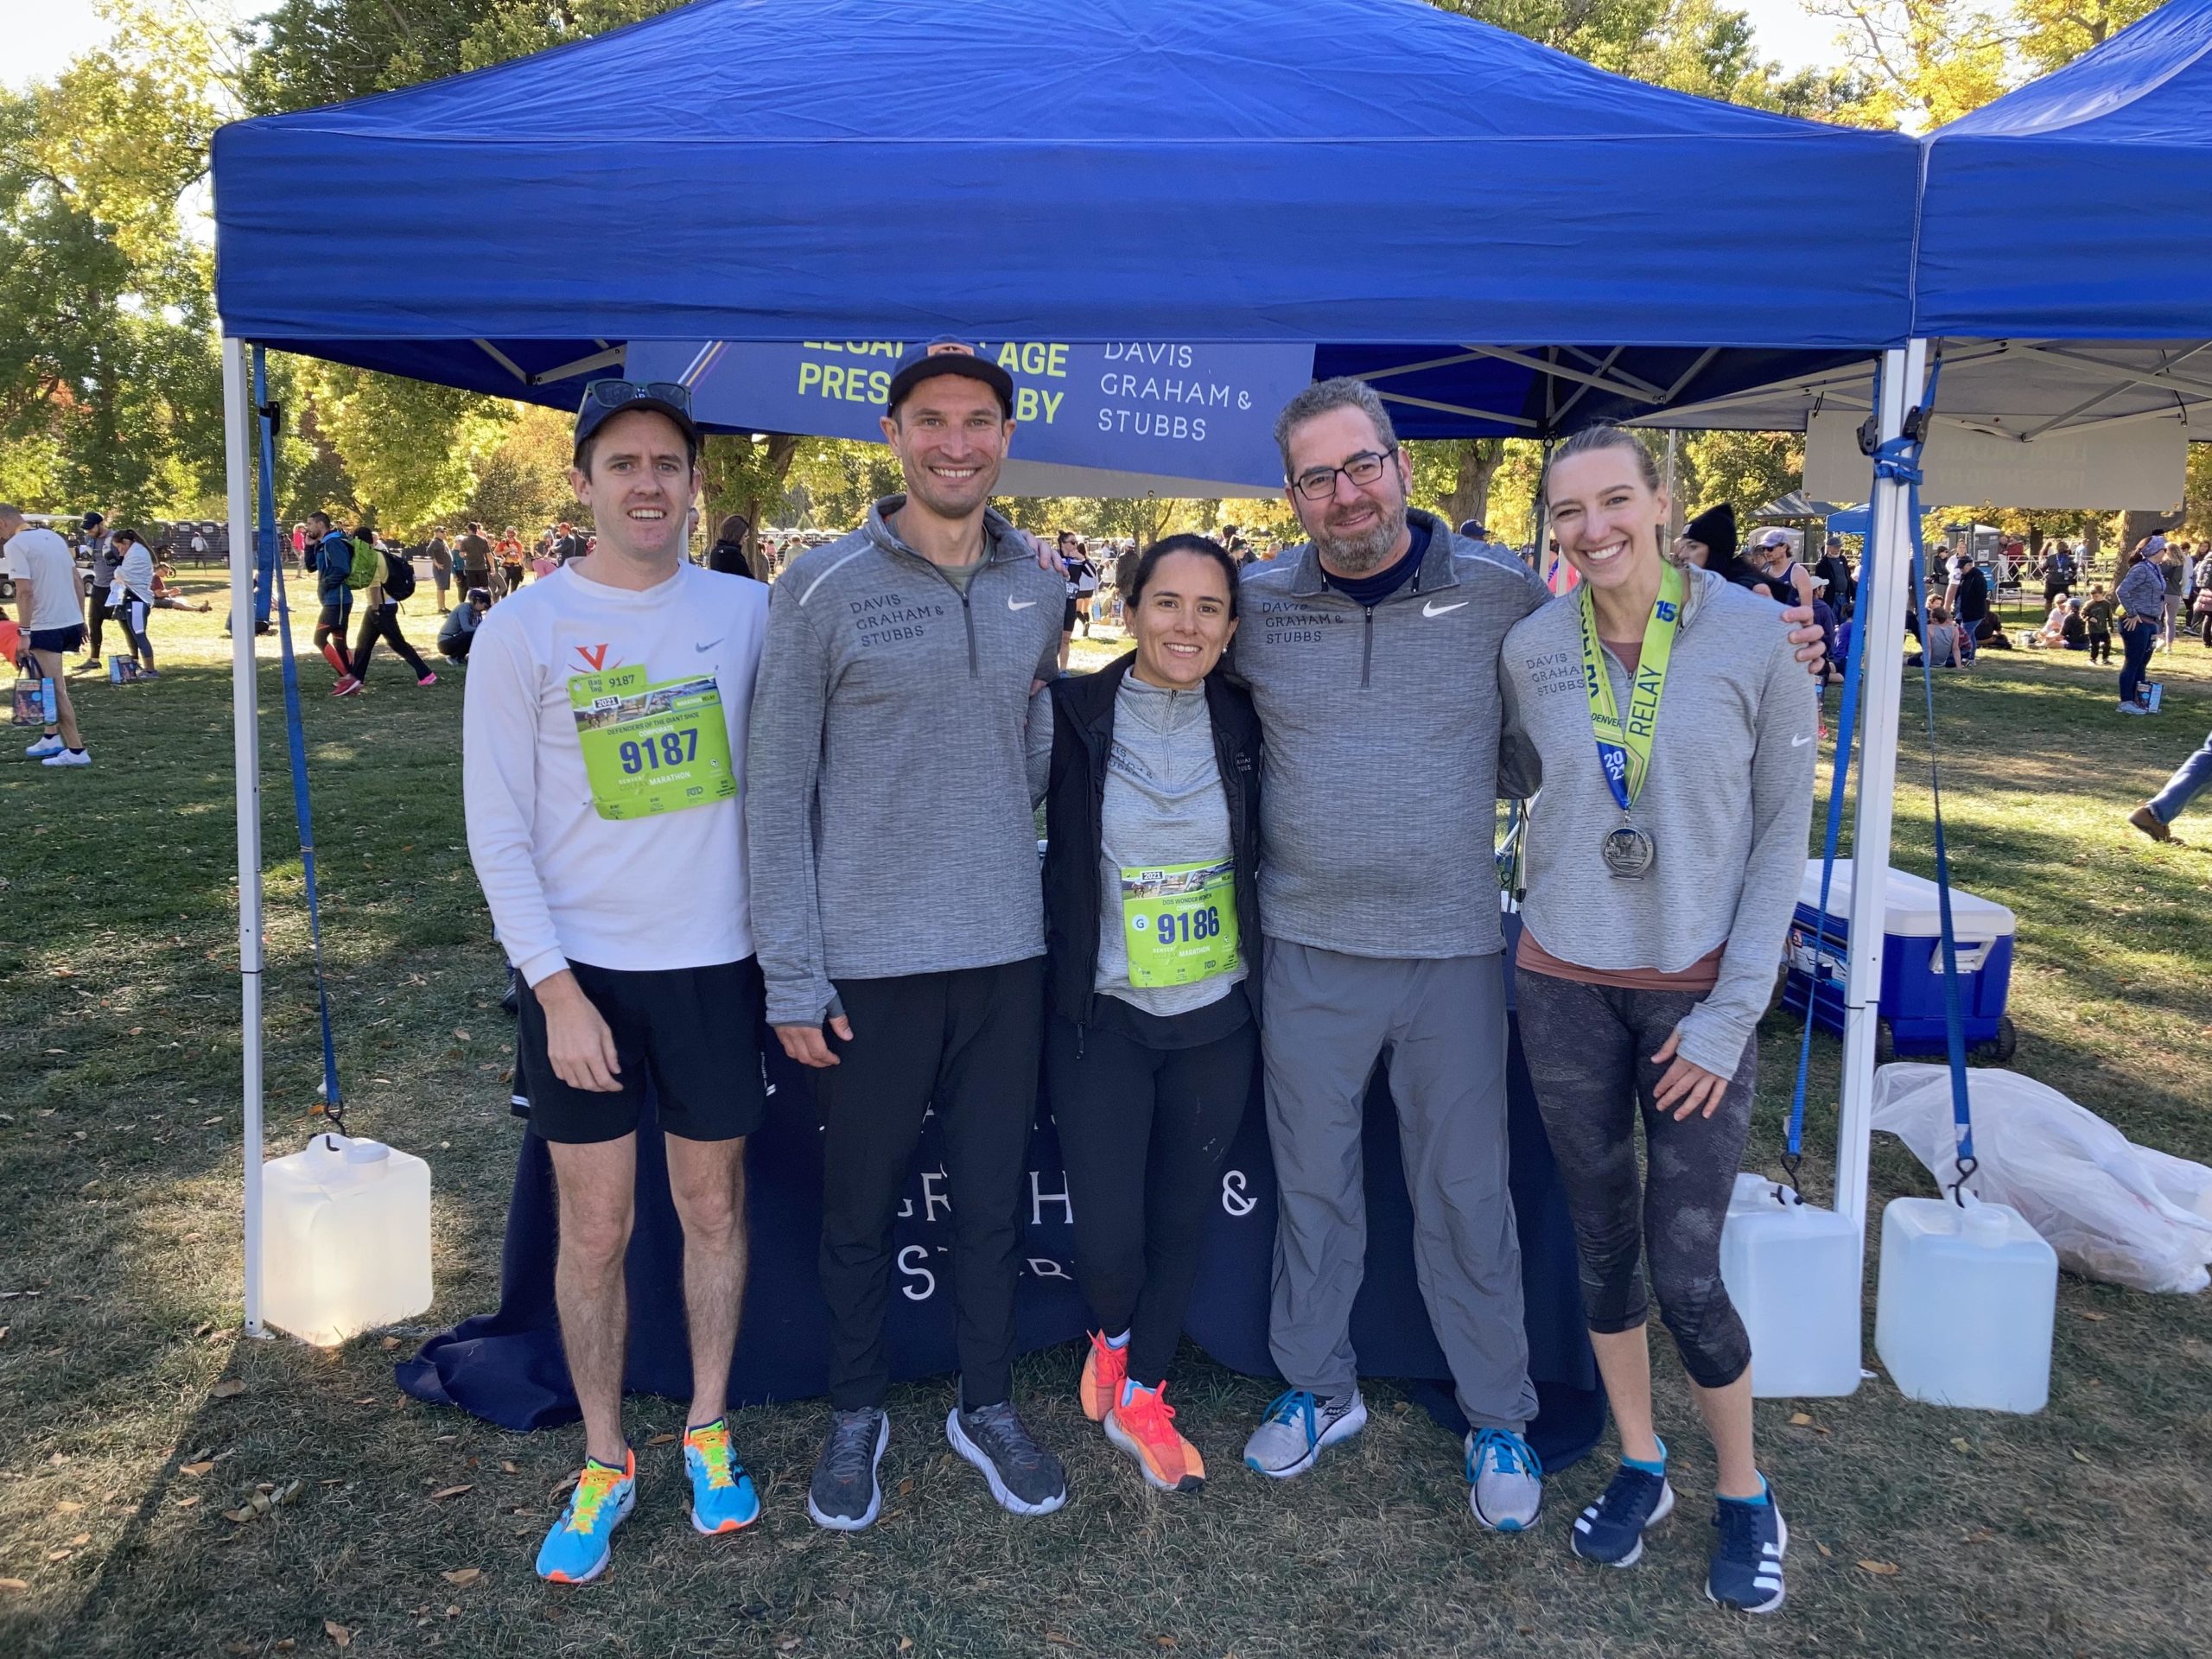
[946, 1400, 1067, 1516]
[807, 1407, 888, 1532]
[1243, 1388, 1367, 1479]
[1466, 1427, 1544, 1533]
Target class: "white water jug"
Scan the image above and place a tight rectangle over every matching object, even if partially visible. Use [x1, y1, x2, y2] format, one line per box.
[1718, 1173, 1863, 1398]
[262, 1134, 433, 1346]
[1874, 1195, 2056, 1413]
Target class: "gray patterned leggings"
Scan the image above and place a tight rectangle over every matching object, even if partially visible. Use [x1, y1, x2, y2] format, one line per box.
[1516, 970, 1755, 1389]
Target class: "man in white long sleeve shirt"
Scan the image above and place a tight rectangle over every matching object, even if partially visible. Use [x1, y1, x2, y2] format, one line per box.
[462, 378, 770, 1583]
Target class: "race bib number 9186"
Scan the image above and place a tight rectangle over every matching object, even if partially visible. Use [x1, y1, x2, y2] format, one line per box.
[1120, 858, 1241, 988]
[568, 663, 735, 821]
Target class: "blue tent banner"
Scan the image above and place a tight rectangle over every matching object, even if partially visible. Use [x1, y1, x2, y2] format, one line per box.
[625, 338, 1316, 488]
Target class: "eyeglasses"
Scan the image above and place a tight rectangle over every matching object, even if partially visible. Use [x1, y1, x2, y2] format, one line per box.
[1291, 447, 1397, 501]
[580, 379, 693, 416]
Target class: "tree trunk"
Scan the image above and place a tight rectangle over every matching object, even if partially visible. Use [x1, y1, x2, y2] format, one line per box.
[1440, 439, 1507, 534]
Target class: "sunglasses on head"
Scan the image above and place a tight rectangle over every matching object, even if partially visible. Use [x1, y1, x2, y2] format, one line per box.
[581, 379, 693, 416]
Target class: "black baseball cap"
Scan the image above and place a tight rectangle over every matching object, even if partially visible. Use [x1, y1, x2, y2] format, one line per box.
[573, 378, 701, 461]
[885, 337, 1014, 418]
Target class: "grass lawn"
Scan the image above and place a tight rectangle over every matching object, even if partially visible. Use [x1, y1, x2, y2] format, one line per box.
[3, 576, 2209, 1658]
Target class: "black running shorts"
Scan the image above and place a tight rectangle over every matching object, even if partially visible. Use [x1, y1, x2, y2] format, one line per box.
[516, 957, 768, 1144]
[29, 626, 86, 656]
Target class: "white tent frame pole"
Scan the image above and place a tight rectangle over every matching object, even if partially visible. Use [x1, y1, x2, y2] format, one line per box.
[221, 334, 267, 1338]
[1836, 338, 1928, 1243]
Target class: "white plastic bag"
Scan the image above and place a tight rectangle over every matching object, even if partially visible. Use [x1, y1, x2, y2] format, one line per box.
[1870, 1064, 2212, 1294]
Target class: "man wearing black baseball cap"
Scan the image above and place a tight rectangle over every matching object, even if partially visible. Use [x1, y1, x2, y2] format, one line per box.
[464, 377, 773, 1580]
[748, 336, 1070, 1531]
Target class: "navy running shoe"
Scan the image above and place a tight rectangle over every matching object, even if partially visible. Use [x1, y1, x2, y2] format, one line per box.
[1570, 1462, 1675, 1567]
[1707, 1484, 1788, 1614]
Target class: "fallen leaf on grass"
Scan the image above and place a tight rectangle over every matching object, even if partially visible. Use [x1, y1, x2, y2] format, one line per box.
[899, 1642, 912, 1653]
[325, 1619, 352, 1648]
[47, 1548, 72, 1563]
[2072, 1448, 2093, 1464]
[645, 1433, 677, 1446]
[2076, 1309, 2107, 1322]
[1966, 1528, 1994, 1543]
[209, 1379, 245, 1400]
[181, 1461, 214, 1478]
[67, 1534, 89, 1547]
[54, 1500, 82, 1514]
[429, 1484, 474, 1501]
[776, 1641, 800, 1654]
[1816, 1542, 1833, 1558]
[1857, 1560, 1900, 1576]
[1788, 1412, 1814, 1426]
[175, 1497, 200, 1510]
[0, 1579, 28, 1593]
[442, 1568, 481, 1586]
[500, 1461, 518, 1475]
[1950, 1437, 1971, 1454]
[380, 1337, 401, 1351]
[276, 1641, 296, 1652]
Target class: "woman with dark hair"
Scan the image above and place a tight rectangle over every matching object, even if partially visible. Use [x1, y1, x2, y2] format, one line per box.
[708, 513, 757, 580]
[1500, 423, 1815, 1613]
[1027, 533, 1261, 1495]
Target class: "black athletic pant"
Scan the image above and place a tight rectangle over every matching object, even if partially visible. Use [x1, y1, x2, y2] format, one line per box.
[109, 598, 154, 670]
[351, 601, 430, 682]
[1514, 969, 1755, 1391]
[816, 957, 1044, 1411]
[1046, 1008, 1255, 1389]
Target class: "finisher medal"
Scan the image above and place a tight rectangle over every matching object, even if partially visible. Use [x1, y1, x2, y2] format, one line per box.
[1579, 563, 1682, 880]
[1601, 823, 1657, 879]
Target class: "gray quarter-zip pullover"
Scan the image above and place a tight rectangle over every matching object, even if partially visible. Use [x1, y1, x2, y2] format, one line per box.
[1230, 511, 1548, 959]
[746, 496, 1065, 1026]
[1498, 565, 1817, 1077]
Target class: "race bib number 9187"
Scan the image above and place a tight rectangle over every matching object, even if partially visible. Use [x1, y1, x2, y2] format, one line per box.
[568, 663, 735, 821]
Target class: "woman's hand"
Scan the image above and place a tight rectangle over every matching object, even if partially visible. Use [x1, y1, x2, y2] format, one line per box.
[1649, 1027, 1729, 1120]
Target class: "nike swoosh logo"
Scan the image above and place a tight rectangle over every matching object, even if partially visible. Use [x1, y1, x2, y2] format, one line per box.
[1423, 601, 1469, 617]
[695, 639, 721, 653]
[1007, 598, 1038, 611]
[1792, 734, 1814, 747]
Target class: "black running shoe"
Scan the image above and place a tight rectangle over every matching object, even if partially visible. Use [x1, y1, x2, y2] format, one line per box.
[947, 1399, 1067, 1516]
[807, 1407, 888, 1532]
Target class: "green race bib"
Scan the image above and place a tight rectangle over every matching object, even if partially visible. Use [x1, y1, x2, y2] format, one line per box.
[567, 663, 736, 821]
[1119, 858, 1240, 988]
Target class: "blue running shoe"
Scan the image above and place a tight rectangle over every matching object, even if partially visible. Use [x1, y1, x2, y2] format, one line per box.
[1243, 1388, 1366, 1479]
[535, 1449, 636, 1584]
[1572, 1462, 1675, 1566]
[683, 1419, 761, 1535]
[1707, 1482, 1788, 1614]
[1466, 1427, 1543, 1533]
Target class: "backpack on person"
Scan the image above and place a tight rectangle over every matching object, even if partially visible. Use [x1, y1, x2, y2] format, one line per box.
[345, 534, 379, 591]
[380, 547, 416, 603]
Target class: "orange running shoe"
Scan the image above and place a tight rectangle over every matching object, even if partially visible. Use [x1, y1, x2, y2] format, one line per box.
[1079, 1331, 1128, 1423]
[1105, 1379, 1205, 1493]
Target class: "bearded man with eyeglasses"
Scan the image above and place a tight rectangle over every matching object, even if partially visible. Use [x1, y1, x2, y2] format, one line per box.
[1230, 378, 1827, 1530]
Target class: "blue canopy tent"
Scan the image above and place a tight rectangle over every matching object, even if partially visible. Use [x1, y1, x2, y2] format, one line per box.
[1917, 0, 2212, 340]
[209, 0, 1929, 1430]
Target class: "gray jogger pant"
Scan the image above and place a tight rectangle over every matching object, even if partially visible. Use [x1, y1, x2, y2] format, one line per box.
[1261, 939, 1536, 1431]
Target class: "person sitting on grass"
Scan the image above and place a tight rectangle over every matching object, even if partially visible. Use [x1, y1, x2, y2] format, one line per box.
[439, 588, 490, 663]
[2027, 596, 2069, 649]
[1910, 601, 1961, 669]
[2062, 596, 2088, 651]
[151, 568, 212, 612]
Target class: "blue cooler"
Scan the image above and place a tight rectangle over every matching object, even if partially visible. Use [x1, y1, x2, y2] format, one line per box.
[1782, 858, 2018, 1060]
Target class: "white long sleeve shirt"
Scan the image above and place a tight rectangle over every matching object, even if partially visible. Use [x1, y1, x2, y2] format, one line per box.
[462, 562, 766, 986]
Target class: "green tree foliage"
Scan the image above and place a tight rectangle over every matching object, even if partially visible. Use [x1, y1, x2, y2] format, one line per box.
[0, 3, 224, 519]
[467, 404, 586, 538]
[301, 362, 511, 532]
